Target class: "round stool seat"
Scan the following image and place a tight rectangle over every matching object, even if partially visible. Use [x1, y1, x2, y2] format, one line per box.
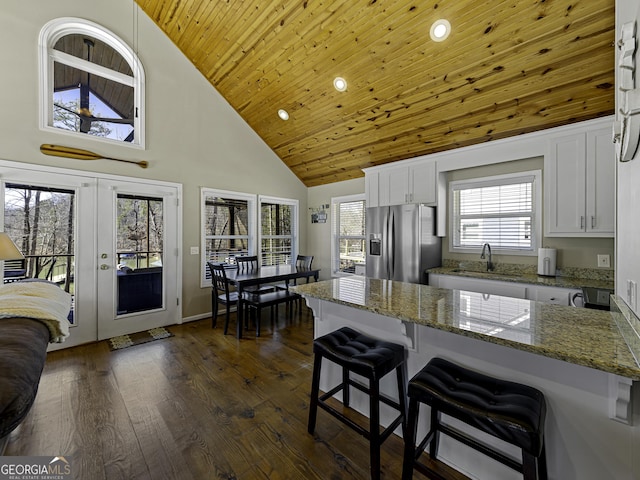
[313, 326, 406, 379]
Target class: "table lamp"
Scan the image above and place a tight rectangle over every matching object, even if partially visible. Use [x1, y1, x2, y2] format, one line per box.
[0, 232, 24, 283]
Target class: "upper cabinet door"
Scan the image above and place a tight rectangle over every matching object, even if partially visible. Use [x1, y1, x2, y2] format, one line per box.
[410, 162, 436, 204]
[546, 133, 587, 235]
[365, 171, 380, 208]
[545, 126, 615, 237]
[585, 127, 615, 235]
[375, 161, 437, 206]
[386, 167, 410, 205]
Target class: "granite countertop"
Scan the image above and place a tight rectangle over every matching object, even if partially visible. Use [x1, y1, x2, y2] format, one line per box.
[293, 276, 640, 380]
[427, 260, 615, 291]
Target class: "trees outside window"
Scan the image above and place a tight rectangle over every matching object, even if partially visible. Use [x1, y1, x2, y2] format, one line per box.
[4, 184, 75, 291]
[259, 196, 298, 266]
[116, 195, 163, 269]
[201, 189, 256, 284]
[39, 18, 145, 147]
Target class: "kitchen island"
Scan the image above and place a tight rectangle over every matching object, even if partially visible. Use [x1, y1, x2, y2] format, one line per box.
[293, 276, 640, 480]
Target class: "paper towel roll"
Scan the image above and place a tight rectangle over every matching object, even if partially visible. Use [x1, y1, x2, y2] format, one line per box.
[537, 248, 557, 276]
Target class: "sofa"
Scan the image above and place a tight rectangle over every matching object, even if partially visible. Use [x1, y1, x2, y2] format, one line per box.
[0, 281, 72, 454]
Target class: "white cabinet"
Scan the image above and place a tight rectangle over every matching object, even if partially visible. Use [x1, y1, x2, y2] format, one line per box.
[533, 286, 581, 306]
[429, 273, 581, 306]
[377, 161, 437, 206]
[545, 127, 615, 236]
[365, 171, 380, 207]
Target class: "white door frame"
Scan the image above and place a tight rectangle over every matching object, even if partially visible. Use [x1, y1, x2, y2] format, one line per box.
[96, 178, 180, 339]
[0, 159, 182, 349]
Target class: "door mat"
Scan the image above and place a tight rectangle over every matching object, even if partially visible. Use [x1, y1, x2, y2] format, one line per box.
[108, 327, 173, 351]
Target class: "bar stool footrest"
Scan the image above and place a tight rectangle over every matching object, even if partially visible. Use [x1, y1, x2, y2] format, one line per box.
[424, 422, 523, 473]
[317, 393, 405, 443]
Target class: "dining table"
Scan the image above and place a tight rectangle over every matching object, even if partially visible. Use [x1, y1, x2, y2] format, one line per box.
[223, 264, 320, 338]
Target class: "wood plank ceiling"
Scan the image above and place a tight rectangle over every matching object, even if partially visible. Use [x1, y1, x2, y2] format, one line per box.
[135, 0, 615, 187]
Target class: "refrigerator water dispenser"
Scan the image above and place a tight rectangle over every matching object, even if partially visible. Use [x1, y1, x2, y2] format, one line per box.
[369, 234, 381, 256]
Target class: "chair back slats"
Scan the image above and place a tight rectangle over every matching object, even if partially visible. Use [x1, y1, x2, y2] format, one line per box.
[296, 255, 313, 269]
[236, 255, 260, 272]
[208, 262, 230, 298]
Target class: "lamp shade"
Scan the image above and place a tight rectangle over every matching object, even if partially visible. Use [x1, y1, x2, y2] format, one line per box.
[0, 233, 24, 260]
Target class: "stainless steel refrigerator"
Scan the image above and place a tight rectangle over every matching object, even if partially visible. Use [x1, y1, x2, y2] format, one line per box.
[365, 204, 441, 284]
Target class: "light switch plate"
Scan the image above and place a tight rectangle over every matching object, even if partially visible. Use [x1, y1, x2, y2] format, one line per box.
[597, 254, 611, 268]
[190, 246, 199, 255]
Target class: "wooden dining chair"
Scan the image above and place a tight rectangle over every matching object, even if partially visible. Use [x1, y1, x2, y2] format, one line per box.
[275, 255, 314, 312]
[243, 288, 296, 336]
[208, 262, 241, 335]
[235, 255, 275, 294]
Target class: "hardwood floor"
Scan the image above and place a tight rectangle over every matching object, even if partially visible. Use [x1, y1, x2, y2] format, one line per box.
[5, 307, 440, 479]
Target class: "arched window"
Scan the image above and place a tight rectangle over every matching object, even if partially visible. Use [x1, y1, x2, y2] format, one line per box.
[39, 18, 145, 147]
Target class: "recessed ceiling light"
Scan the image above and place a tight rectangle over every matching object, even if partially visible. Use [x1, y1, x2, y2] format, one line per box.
[430, 19, 451, 42]
[333, 77, 347, 92]
[277, 109, 289, 120]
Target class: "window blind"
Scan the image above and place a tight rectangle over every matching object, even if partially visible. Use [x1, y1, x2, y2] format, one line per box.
[260, 199, 297, 266]
[332, 197, 366, 275]
[452, 175, 535, 251]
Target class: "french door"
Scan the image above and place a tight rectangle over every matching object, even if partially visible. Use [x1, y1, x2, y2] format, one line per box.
[96, 178, 179, 339]
[0, 161, 181, 348]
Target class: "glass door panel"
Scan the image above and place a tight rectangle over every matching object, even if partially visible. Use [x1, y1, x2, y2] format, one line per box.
[115, 194, 164, 315]
[0, 166, 98, 350]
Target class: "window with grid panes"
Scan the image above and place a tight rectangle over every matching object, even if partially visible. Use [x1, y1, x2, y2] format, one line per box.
[449, 171, 541, 255]
[331, 194, 366, 275]
[201, 188, 255, 285]
[39, 18, 145, 146]
[259, 196, 298, 266]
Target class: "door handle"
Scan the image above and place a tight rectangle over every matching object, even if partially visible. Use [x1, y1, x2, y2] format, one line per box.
[100, 264, 110, 270]
[591, 216, 595, 229]
[580, 216, 585, 229]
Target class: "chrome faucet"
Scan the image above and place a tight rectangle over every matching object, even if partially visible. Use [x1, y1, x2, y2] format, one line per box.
[480, 243, 494, 271]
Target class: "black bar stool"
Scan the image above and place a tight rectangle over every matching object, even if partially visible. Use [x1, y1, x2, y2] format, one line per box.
[308, 326, 408, 480]
[402, 357, 547, 480]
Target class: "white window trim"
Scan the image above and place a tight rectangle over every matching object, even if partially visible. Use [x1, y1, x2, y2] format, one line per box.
[331, 193, 366, 277]
[258, 195, 299, 266]
[38, 17, 146, 149]
[200, 188, 257, 288]
[448, 170, 542, 256]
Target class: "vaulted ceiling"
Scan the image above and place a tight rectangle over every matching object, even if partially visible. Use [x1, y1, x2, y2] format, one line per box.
[135, 0, 615, 187]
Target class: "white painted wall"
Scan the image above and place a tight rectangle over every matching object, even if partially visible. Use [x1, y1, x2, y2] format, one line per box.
[0, 0, 308, 319]
[616, 0, 640, 317]
[307, 177, 365, 280]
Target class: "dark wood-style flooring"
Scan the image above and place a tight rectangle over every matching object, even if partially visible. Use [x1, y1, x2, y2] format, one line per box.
[5, 307, 461, 479]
